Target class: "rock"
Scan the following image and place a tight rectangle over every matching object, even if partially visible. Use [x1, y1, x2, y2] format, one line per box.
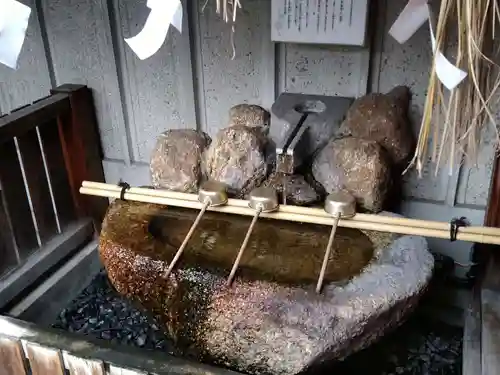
[312, 137, 392, 212]
[336, 86, 414, 166]
[99, 200, 433, 375]
[136, 334, 147, 347]
[150, 129, 211, 193]
[202, 126, 267, 197]
[262, 172, 320, 206]
[229, 104, 270, 135]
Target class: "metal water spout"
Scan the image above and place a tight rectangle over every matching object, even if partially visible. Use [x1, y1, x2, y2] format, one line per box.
[270, 93, 353, 204]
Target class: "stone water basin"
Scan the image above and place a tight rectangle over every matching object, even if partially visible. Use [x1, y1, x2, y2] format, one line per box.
[99, 200, 434, 375]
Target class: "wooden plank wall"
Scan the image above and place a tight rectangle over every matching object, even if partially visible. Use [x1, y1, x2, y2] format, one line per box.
[0, 314, 239, 375]
[0, 336, 145, 375]
[0, 0, 496, 275]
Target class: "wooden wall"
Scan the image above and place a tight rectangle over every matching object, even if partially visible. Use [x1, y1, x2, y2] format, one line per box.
[0, 0, 496, 276]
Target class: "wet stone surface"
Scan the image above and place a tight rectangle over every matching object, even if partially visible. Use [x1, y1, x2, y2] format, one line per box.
[52, 270, 462, 375]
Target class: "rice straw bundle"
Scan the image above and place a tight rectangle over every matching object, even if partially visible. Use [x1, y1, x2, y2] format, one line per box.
[407, 0, 500, 177]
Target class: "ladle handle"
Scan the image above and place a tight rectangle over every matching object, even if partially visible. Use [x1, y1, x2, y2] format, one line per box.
[316, 213, 341, 294]
[164, 199, 210, 279]
[227, 206, 262, 286]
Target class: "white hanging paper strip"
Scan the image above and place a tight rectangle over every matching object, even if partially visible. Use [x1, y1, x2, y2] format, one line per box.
[125, 0, 182, 61]
[427, 7, 467, 90]
[0, 0, 31, 69]
[388, 0, 428, 44]
[388, 0, 467, 90]
[171, 1, 183, 33]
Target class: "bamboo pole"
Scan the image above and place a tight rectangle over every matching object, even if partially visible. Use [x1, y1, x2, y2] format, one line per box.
[81, 181, 500, 237]
[80, 184, 500, 245]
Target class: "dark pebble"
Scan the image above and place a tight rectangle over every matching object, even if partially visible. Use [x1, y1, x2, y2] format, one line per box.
[324, 314, 462, 375]
[51, 270, 175, 353]
[136, 334, 147, 347]
[52, 270, 462, 375]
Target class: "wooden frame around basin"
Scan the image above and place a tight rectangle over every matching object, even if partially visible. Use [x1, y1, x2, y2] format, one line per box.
[0, 85, 108, 312]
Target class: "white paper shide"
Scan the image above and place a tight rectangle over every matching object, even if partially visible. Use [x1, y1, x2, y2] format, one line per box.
[0, 0, 31, 69]
[125, 0, 183, 61]
[389, 0, 467, 90]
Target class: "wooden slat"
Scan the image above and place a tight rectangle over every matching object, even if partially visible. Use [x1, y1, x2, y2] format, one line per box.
[25, 342, 65, 375]
[0, 140, 38, 257]
[0, 315, 238, 375]
[16, 129, 58, 244]
[38, 119, 76, 228]
[0, 337, 27, 375]
[0, 219, 93, 310]
[480, 250, 500, 375]
[9, 241, 101, 326]
[485, 152, 500, 228]
[109, 365, 147, 375]
[51, 85, 108, 229]
[474, 152, 500, 265]
[0, 194, 18, 277]
[0, 94, 70, 144]
[64, 353, 105, 375]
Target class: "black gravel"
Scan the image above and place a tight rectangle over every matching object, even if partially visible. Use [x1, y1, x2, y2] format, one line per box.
[326, 315, 462, 375]
[52, 270, 177, 355]
[52, 270, 462, 375]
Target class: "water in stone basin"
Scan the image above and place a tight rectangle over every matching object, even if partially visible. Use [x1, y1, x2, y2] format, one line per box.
[145, 206, 376, 284]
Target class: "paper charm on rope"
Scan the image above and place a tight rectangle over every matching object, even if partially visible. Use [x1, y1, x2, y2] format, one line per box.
[389, 0, 467, 90]
[125, 0, 182, 60]
[0, 0, 31, 69]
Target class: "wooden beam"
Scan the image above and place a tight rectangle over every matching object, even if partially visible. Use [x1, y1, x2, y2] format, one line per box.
[0, 94, 70, 144]
[38, 118, 76, 228]
[50, 85, 108, 230]
[16, 129, 58, 244]
[0, 140, 39, 256]
[477, 151, 500, 264]
[0, 219, 93, 310]
[0, 315, 239, 375]
[64, 353, 105, 375]
[25, 343, 65, 375]
[9, 241, 101, 325]
[485, 152, 500, 228]
[0, 337, 27, 375]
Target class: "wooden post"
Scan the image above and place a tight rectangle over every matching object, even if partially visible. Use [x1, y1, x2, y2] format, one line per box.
[484, 152, 500, 229]
[474, 152, 500, 375]
[473, 151, 500, 271]
[50, 84, 108, 231]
